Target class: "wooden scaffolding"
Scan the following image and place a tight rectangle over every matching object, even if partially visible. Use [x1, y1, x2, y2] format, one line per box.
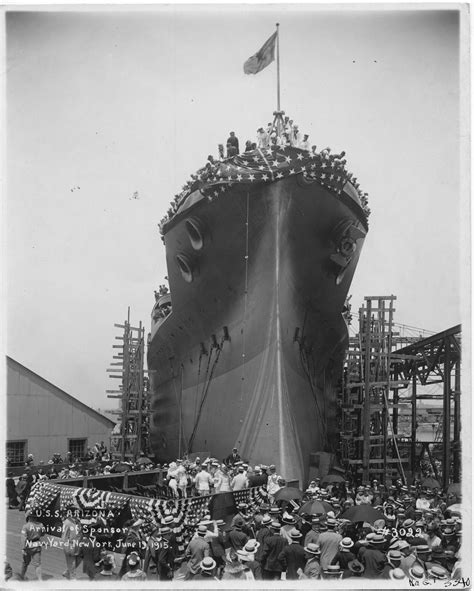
[339, 296, 414, 484]
[107, 309, 150, 461]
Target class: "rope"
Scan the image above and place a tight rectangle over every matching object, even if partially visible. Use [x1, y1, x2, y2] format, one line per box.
[299, 344, 327, 445]
[194, 350, 203, 425]
[240, 192, 250, 403]
[187, 337, 225, 452]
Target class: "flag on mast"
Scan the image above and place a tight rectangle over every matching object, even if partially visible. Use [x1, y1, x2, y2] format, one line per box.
[243, 31, 277, 75]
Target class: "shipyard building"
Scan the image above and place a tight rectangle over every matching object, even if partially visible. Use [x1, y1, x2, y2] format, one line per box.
[6, 357, 114, 466]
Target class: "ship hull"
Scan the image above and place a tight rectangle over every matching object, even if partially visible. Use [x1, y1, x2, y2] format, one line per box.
[148, 175, 367, 484]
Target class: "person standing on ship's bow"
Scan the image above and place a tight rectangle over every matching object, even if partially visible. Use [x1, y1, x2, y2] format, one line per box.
[226, 131, 239, 156]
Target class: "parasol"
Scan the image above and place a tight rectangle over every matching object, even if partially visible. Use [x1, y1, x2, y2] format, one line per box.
[299, 499, 334, 515]
[340, 505, 384, 524]
[274, 487, 304, 502]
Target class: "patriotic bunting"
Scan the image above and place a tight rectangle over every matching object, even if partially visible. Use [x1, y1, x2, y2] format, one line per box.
[26, 482, 269, 552]
[160, 145, 369, 233]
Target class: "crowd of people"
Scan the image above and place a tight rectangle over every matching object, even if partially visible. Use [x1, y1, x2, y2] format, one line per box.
[10, 444, 464, 583]
[158, 116, 371, 234]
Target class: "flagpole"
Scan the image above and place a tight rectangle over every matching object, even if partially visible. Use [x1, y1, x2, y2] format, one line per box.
[276, 23, 280, 112]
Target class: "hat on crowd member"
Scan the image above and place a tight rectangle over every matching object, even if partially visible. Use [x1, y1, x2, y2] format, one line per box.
[262, 515, 272, 525]
[340, 537, 354, 550]
[162, 515, 175, 527]
[197, 524, 208, 536]
[270, 521, 281, 531]
[409, 565, 426, 580]
[387, 550, 402, 564]
[323, 565, 343, 577]
[311, 516, 320, 524]
[127, 552, 140, 566]
[371, 534, 386, 545]
[158, 526, 170, 535]
[348, 560, 364, 574]
[304, 543, 321, 555]
[237, 502, 248, 511]
[326, 518, 337, 529]
[442, 527, 456, 537]
[243, 539, 260, 554]
[398, 540, 410, 551]
[200, 557, 216, 571]
[282, 515, 296, 525]
[415, 545, 431, 555]
[254, 465, 262, 473]
[318, 522, 328, 532]
[259, 502, 269, 511]
[236, 549, 252, 562]
[238, 466, 244, 472]
[403, 518, 415, 529]
[389, 568, 407, 580]
[269, 465, 276, 472]
[389, 539, 401, 551]
[428, 565, 449, 580]
[269, 506, 280, 515]
[289, 529, 302, 540]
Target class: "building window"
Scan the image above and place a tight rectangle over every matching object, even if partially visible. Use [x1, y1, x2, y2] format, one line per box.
[6, 440, 27, 466]
[68, 438, 87, 460]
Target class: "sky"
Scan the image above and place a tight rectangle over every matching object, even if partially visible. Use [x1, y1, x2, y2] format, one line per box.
[5, 5, 466, 414]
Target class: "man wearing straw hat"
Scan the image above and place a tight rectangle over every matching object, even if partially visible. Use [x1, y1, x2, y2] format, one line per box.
[277, 529, 305, 580]
[318, 517, 342, 569]
[260, 521, 288, 580]
[298, 543, 321, 579]
[193, 557, 219, 581]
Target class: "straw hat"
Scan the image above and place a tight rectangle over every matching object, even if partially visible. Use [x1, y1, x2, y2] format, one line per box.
[323, 565, 343, 577]
[348, 560, 364, 574]
[243, 539, 260, 553]
[428, 565, 449, 580]
[304, 543, 321, 555]
[340, 537, 354, 549]
[409, 565, 426, 580]
[389, 567, 406, 580]
[200, 557, 216, 571]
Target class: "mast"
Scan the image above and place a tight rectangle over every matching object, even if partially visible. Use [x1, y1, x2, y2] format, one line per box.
[276, 22, 280, 112]
[272, 23, 285, 137]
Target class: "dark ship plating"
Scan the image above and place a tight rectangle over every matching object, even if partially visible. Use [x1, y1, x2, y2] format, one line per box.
[147, 116, 369, 485]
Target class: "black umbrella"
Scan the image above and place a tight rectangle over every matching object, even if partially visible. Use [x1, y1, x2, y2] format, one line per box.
[274, 487, 304, 502]
[340, 505, 384, 524]
[299, 500, 334, 515]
